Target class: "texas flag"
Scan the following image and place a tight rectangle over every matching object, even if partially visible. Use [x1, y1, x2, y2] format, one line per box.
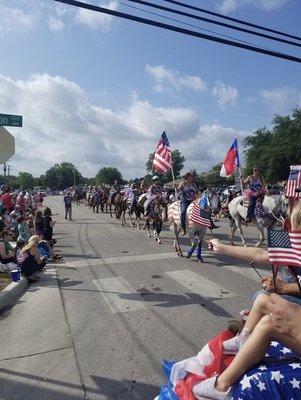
[220, 138, 240, 177]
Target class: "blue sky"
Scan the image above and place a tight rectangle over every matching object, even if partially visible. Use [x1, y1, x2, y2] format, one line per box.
[0, 0, 300, 178]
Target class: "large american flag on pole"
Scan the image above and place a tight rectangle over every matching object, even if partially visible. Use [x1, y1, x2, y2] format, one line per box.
[285, 165, 301, 198]
[153, 131, 172, 174]
[267, 229, 301, 268]
[190, 202, 212, 228]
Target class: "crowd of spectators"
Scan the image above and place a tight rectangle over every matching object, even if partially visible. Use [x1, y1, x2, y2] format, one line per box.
[0, 185, 62, 282]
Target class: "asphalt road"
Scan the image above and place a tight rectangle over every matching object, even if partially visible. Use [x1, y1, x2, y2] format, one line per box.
[0, 196, 272, 400]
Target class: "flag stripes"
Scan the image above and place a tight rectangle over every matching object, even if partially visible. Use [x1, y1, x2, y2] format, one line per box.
[268, 229, 301, 268]
[190, 202, 211, 227]
[153, 131, 172, 174]
[285, 165, 301, 199]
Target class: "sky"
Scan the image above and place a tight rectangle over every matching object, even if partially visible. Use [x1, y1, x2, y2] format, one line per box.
[0, 0, 300, 179]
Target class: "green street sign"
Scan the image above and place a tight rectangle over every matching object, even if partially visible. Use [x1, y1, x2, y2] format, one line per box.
[0, 113, 23, 127]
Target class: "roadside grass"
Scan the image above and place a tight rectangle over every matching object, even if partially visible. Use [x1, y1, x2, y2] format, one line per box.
[0, 273, 12, 291]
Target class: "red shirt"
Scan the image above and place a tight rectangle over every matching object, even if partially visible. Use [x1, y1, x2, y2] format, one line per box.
[1, 193, 13, 210]
[16, 195, 26, 211]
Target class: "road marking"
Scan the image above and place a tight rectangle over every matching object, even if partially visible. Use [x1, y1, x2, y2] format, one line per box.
[93, 277, 147, 313]
[222, 265, 270, 281]
[62, 252, 178, 268]
[165, 269, 236, 299]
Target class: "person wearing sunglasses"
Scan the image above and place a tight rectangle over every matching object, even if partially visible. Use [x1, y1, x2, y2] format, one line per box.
[0, 228, 16, 265]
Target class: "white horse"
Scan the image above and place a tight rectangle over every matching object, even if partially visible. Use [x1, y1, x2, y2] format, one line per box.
[168, 201, 207, 262]
[228, 194, 288, 247]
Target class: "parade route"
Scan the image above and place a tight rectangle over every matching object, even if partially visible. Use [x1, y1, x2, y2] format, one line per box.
[0, 197, 272, 400]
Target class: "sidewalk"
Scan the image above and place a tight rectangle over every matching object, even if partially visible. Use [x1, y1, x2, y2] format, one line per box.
[0, 268, 84, 400]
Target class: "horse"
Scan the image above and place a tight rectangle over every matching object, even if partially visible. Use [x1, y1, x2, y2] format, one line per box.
[120, 193, 144, 228]
[168, 200, 207, 261]
[143, 196, 165, 244]
[228, 194, 288, 247]
[91, 191, 101, 213]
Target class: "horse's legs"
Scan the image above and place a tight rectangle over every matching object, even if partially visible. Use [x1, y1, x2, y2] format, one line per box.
[146, 220, 151, 238]
[153, 220, 162, 244]
[236, 219, 247, 246]
[255, 222, 265, 247]
[187, 230, 197, 258]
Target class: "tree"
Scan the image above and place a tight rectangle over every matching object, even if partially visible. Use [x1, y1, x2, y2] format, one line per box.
[200, 163, 234, 188]
[243, 108, 301, 183]
[95, 167, 122, 185]
[18, 172, 35, 190]
[146, 149, 185, 183]
[44, 162, 84, 189]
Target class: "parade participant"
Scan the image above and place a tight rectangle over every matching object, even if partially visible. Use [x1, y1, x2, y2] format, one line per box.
[148, 176, 162, 199]
[63, 191, 73, 220]
[113, 179, 121, 193]
[178, 172, 197, 235]
[1, 187, 14, 213]
[244, 165, 267, 222]
[42, 207, 62, 260]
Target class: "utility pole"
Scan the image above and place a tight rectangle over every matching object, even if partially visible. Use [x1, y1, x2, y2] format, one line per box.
[7, 164, 10, 185]
[73, 169, 76, 188]
[3, 163, 7, 185]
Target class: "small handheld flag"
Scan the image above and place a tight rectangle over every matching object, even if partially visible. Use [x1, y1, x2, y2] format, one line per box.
[153, 131, 173, 174]
[190, 202, 211, 228]
[267, 229, 301, 268]
[220, 138, 240, 178]
[285, 165, 301, 199]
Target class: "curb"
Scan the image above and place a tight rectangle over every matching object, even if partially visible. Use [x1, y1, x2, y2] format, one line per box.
[0, 276, 28, 310]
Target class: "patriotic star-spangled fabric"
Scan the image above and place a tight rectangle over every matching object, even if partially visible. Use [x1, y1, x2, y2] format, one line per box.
[153, 131, 173, 174]
[156, 336, 301, 400]
[190, 202, 211, 228]
[267, 229, 301, 268]
[285, 165, 301, 199]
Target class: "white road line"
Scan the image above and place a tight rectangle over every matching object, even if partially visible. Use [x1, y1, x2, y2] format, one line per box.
[62, 252, 178, 268]
[93, 277, 147, 313]
[165, 269, 236, 299]
[222, 265, 270, 281]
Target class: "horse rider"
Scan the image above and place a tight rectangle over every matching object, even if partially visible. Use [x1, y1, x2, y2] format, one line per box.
[243, 165, 267, 222]
[178, 172, 198, 235]
[148, 176, 162, 199]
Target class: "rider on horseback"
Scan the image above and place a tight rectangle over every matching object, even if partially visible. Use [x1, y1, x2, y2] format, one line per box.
[148, 176, 162, 199]
[178, 172, 197, 235]
[244, 165, 267, 222]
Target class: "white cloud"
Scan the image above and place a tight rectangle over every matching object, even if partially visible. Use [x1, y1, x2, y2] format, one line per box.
[75, 1, 117, 30]
[216, 0, 290, 13]
[212, 81, 238, 108]
[48, 16, 65, 32]
[0, 73, 246, 178]
[146, 65, 206, 94]
[260, 87, 301, 112]
[0, 5, 37, 35]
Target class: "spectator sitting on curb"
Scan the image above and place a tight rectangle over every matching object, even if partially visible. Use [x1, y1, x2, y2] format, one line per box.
[0, 228, 17, 272]
[17, 217, 31, 243]
[34, 210, 44, 239]
[17, 235, 46, 281]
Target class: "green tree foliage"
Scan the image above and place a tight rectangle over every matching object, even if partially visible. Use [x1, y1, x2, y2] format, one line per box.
[18, 172, 35, 190]
[201, 163, 234, 187]
[95, 167, 122, 185]
[146, 149, 185, 183]
[243, 108, 301, 182]
[44, 162, 84, 189]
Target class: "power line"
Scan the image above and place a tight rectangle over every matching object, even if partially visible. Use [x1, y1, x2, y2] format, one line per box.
[123, 0, 301, 48]
[113, 0, 274, 50]
[162, 0, 301, 42]
[53, 0, 301, 63]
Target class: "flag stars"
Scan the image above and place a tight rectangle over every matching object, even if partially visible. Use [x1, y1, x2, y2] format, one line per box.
[257, 380, 266, 391]
[258, 365, 267, 371]
[290, 378, 300, 389]
[240, 374, 252, 390]
[271, 370, 284, 383]
[290, 363, 301, 369]
[271, 341, 279, 347]
[280, 347, 292, 354]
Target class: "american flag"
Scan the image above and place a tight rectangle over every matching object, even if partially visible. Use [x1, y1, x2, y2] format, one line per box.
[268, 229, 301, 268]
[285, 165, 301, 198]
[153, 131, 172, 174]
[190, 202, 211, 228]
